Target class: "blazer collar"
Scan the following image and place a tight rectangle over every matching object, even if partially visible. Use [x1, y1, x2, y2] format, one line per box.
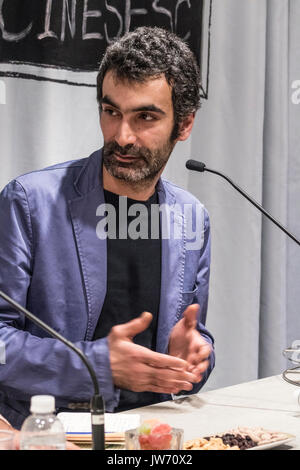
[73, 149, 103, 197]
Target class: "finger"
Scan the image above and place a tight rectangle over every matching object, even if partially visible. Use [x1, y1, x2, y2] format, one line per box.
[187, 343, 212, 361]
[187, 351, 211, 378]
[116, 311, 153, 339]
[140, 383, 192, 395]
[144, 361, 200, 384]
[186, 352, 208, 371]
[139, 371, 197, 393]
[183, 304, 199, 329]
[137, 344, 190, 371]
[188, 361, 210, 380]
[148, 381, 194, 394]
[185, 372, 204, 384]
[187, 343, 212, 366]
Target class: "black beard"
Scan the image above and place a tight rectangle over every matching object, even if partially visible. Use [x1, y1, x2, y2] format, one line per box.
[102, 140, 175, 185]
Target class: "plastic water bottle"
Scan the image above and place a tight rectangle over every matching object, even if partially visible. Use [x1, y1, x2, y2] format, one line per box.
[20, 395, 66, 450]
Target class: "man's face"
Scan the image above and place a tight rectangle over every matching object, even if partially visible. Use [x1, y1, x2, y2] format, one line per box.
[100, 70, 176, 186]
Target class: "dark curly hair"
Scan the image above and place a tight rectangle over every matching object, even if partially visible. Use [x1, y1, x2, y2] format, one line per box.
[97, 26, 201, 140]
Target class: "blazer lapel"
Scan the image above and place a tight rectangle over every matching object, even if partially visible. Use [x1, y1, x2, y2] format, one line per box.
[156, 182, 186, 354]
[68, 151, 107, 340]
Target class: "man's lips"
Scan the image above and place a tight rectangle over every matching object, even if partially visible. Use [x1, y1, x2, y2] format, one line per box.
[114, 152, 139, 162]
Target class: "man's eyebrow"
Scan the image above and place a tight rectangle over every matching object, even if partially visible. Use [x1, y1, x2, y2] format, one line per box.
[132, 104, 166, 115]
[100, 95, 119, 109]
[100, 95, 166, 115]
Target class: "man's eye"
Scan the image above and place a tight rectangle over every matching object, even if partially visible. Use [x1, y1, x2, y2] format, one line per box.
[139, 113, 156, 121]
[103, 108, 119, 117]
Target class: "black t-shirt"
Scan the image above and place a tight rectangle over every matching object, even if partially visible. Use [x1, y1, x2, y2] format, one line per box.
[93, 189, 162, 411]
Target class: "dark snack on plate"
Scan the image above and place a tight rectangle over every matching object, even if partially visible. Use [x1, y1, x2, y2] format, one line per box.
[216, 433, 257, 450]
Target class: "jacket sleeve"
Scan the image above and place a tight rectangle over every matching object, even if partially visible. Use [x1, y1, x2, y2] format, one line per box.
[0, 180, 119, 411]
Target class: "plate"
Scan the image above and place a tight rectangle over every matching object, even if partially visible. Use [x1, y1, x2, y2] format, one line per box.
[184, 429, 296, 451]
[248, 434, 295, 450]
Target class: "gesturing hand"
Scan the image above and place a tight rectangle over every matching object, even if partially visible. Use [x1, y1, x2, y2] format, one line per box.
[108, 312, 200, 395]
[168, 304, 212, 382]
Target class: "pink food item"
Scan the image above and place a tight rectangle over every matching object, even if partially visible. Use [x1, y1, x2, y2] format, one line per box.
[138, 420, 172, 450]
[138, 433, 153, 451]
[151, 423, 172, 434]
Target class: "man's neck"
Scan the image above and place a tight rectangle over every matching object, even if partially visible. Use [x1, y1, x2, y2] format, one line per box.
[102, 165, 160, 201]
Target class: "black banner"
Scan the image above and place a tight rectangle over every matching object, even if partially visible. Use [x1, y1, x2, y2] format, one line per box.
[0, 0, 212, 97]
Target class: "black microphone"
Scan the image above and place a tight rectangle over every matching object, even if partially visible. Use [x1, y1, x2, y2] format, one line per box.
[0, 290, 105, 450]
[186, 159, 300, 247]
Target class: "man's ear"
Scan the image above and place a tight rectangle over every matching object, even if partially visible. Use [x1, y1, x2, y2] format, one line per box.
[176, 113, 195, 142]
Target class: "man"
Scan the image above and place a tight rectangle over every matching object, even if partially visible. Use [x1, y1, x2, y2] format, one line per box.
[0, 26, 214, 429]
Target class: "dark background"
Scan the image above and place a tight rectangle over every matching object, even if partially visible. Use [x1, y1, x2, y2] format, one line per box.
[0, 0, 204, 69]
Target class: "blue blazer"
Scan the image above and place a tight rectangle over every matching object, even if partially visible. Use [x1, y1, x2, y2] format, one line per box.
[0, 149, 214, 428]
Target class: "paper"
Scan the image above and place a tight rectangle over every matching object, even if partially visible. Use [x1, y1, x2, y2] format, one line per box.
[57, 412, 140, 435]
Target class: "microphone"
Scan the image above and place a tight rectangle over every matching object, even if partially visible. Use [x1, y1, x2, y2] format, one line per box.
[186, 159, 300, 247]
[0, 290, 105, 450]
[185, 160, 206, 173]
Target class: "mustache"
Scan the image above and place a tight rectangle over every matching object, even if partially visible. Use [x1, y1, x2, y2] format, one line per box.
[104, 141, 149, 159]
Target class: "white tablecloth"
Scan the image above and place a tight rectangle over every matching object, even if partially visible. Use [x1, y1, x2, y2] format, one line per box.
[121, 375, 300, 450]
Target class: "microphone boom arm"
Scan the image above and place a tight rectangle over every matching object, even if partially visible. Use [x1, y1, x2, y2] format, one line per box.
[0, 290, 99, 395]
[0, 289, 105, 450]
[186, 159, 300, 247]
[204, 167, 300, 247]
[186, 158, 300, 388]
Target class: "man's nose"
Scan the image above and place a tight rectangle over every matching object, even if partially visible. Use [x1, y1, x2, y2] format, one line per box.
[115, 120, 137, 147]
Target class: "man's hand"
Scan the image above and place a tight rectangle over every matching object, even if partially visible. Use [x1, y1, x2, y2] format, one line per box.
[168, 304, 212, 382]
[108, 312, 200, 394]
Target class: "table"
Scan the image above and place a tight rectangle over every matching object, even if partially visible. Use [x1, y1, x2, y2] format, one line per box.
[121, 374, 300, 450]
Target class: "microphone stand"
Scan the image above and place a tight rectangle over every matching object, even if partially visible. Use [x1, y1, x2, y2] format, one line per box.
[186, 159, 300, 386]
[186, 159, 300, 247]
[0, 290, 105, 450]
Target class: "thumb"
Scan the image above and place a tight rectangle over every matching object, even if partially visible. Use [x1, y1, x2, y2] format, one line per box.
[183, 304, 199, 329]
[120, 311, 153, 339]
